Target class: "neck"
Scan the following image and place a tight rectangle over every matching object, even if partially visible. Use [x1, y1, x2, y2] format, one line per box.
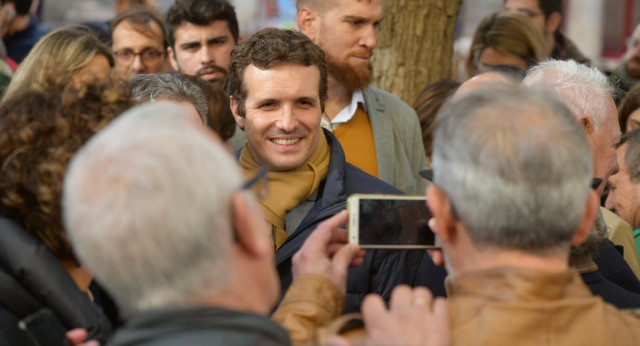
[7, 15, 31, 35]
[324, 74, 354, 120]
[448, 245, 570, 281]
[61, 261, 93, 294]
[192, 276, 272, 316]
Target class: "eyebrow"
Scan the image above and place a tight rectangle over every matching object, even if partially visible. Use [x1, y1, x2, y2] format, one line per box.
[343, 15, 384, 24]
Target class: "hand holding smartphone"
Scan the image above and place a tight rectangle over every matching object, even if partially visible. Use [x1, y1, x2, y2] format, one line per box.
[348, 194, 437, 249]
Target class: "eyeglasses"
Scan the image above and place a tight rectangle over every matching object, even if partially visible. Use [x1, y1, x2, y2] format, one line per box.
[113, 48, 164, 65]
[242, 166, 269, 201]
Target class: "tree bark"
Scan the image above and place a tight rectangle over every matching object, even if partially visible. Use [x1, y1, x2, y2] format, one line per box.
[373, 0, 463, 104]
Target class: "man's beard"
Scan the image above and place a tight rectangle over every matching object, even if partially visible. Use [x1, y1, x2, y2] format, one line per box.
[194, 63, 228, 87]
[325, 51, 373, 92]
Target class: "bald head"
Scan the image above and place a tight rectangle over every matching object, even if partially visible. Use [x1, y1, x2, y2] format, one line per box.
[455, 71, 518, 98]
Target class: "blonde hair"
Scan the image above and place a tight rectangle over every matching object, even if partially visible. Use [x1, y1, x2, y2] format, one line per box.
[2, 26, 114, 102]
[466, 11, 547, 77]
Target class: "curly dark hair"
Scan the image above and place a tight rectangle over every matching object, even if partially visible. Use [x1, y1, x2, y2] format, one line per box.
[0, 84, 133, 264]
[165, 0, 239, 48]
[226, 28, 328, 117]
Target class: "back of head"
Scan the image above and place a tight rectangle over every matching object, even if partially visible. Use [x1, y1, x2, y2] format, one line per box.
[523, 59, 615, 132]
[432, 87, 592, 253]
[185, 75, 236, 141]
[129, 72, 209, 125]
[0, 84, 132, 264]
[619, 128, 640, 183]
[63, 104, 242, 312]
[166, 0, 239, 48]
[467, 11, 546, 77]
[227, 28, 328, 116]
[2, 26, 114, 102]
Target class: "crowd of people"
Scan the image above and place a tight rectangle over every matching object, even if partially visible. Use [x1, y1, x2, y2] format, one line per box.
[1, 0, 640, 345]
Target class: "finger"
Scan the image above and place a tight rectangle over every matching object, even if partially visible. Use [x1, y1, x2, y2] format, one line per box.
[412, 286, 434, 307]
[428, 249, 444, 267]
[301, 210, 349, 253]
[349, 249, 366, 267]
[329, 227, 349, 244]
[361, 293, 388, 327]
[432, 297, 449, 318]
[389, 285, 413, 308]
[332, 243, 360, 270]
[66, 329, 88, 343]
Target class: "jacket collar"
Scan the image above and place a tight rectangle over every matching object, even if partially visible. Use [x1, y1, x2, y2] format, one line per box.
[447, 267, 592, 302]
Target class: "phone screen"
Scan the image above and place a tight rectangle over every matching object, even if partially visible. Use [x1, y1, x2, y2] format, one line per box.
[357, 197, 435, 247]
[18, 308, 72, 346]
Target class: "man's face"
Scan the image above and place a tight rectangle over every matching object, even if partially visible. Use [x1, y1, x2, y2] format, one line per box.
[168, 20, 235, 86]
[112, 20, 166, 81]
[313, 0, 383, 91]
[625, 27, 640, 78]
[232, 64, 323, 172]
[504, 0, 547, 34]
[588, 95, 621, 196]
[606, 143, 640, 228]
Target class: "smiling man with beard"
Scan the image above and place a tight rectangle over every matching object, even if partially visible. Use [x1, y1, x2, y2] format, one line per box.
[297, 0, 427, 195]
[165, 0, 237, 87]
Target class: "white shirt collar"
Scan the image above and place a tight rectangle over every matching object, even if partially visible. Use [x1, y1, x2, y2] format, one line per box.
[321, 90, 366, 130]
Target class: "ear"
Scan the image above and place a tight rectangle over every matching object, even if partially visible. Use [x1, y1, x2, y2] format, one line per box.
[571, 190, 599, 246]
[426, 184, 457, 244]
[545, 12, 562, 35]
[232, 191, 271, 257]
[167, 46, 179, 72]
[298, 7, 319, 42]
[230, 96, 244, 129]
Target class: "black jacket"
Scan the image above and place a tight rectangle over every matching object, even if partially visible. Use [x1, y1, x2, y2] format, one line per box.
[0, 217, 112, 345]
[275, 131, 438, 313]
[111, 306, 290, 346]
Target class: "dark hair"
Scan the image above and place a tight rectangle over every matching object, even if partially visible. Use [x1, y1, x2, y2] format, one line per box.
[618, 83, 640, 133]
[165, 0, 239, 48]
[0, 84, 132, 264]
[537, 0, 563, 18]
[412, 79, 460, 159]
[226, 28, 328, 117]
[111, 6, 167, 49]
[1, 0, 32, 15]
[185, 75, 236, 141]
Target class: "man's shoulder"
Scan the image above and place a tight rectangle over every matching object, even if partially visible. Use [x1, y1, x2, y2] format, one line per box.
[363, 86, 416, 115]
[343, 162, 402, 195]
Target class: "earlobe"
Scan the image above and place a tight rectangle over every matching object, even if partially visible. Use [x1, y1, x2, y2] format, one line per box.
[546, 12, 562, 35]
[426, 185, 455, 244]
[167, 47, 179, 72]
[297, 7, 317, 42]
[230, 97, 244, 129]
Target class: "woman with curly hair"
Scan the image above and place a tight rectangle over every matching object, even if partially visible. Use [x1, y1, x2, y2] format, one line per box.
[2, 25, 114, 102]
[0, 84, 132, 345]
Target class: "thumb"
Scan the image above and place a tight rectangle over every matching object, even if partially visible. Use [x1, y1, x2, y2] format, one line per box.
[332, 243, 360, 270]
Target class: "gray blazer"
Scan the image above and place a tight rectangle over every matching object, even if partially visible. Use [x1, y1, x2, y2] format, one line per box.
[363, 86, 427, 195]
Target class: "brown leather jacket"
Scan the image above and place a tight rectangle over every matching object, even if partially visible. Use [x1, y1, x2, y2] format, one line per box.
[449, 267, 640, 345]
[275, 269, 640, 345]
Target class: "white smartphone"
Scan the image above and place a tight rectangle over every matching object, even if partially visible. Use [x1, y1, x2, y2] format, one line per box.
[347, 194, 437, 249]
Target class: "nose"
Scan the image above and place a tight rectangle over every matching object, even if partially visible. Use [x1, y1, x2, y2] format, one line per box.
[276, 105, 297, 132]
[359, 24, 379, 50]
[201, 47, 213, 64]
[131, 54, 145, 73]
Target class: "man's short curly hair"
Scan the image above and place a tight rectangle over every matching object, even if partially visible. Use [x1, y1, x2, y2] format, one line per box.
[165, 0, 239, 48]
[0, 85, 133, 264]
[226, 28, 328, 117]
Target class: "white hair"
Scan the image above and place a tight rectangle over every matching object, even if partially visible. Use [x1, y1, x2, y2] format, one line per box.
[63, 103, 242, 312]
[523, 59, 616, 133]
[432, 88, 592, 253]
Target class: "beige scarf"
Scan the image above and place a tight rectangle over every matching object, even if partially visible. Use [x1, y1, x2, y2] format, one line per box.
[239, 135, 330, 251]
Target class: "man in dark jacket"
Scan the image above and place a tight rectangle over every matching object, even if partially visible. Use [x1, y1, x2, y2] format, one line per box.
[227, 28, 442, 312]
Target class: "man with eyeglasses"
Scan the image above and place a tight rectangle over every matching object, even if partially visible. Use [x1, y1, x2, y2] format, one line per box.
[504, 0, 590, 65]
[111, 6, 167, 81]
[611, 24, 640, 98]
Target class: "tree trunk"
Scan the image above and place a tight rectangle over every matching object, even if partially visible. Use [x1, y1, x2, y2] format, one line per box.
[373, 0, 463, 104]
